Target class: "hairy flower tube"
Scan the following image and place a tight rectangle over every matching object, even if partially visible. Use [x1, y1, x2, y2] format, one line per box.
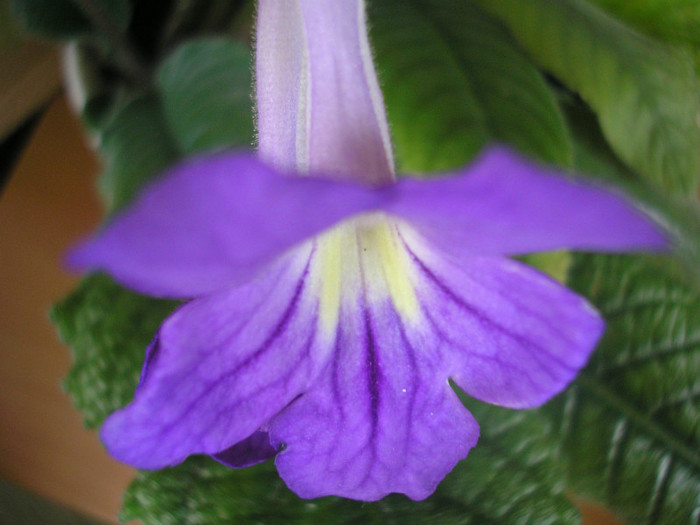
[69, 0, 666, 501]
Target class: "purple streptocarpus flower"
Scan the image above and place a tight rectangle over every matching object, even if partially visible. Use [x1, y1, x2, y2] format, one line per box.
[69, 0, 666, 501]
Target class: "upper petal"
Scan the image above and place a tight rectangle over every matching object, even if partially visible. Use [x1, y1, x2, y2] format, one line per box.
[68, 153, 387, 298]
[257, 0, 394, 182]
[387, 146, 667, 256]
[69, 146, 665, 300]
[100, 244, 334, 468]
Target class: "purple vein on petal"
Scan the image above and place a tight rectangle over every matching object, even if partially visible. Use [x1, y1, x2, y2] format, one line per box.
[418, 263, 578, 384]
[394, 308, 423, 460]
[162, 249, 316, 431]
[100, 245, 340, 468]
[403, 240, 577, 376]
[364, 307, 381, 435]
[196, 324, 318, 445]
[330, 329, 345, 419]
[420, 307, 546, 395]
[139, 258, 292, 386]
[396, 230, 602, 408]
[270, 293, 479, 500]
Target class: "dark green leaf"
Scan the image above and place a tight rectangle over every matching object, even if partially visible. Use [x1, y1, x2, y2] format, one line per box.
[474, 0, 700, 195]
[448, 399, 581, 524]
[97, 95, 180, 212]
[0, 478, 105, 525]
[121, 400, 578, 525]
[368, 0, 572, 173]
[10, 0, 130, 39]
[51, 275, 178, 428]
[160, 0, 252, 49]
[588, 0, 700, 49]
[157, 38, 254, 155]
[546, 254, 700, 524]
[122, 459, 474, 525]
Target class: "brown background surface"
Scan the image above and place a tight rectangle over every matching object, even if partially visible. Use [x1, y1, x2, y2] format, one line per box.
[0, 94, 134, 524]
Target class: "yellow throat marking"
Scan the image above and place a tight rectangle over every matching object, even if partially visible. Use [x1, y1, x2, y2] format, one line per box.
[314, 214, 419, 333]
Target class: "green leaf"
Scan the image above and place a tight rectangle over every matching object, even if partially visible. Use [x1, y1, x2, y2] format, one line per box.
[546, 254, 700, 524]
[588, 0, 700, 49]
[368, 0, 572, 173]
[97, 95, 180, 212]
[51, 275, 178, 428]
[473, 0, 700, 196]
[157, 38, 254, 155]
[518, 251, 572, 284]
[562, 95, 700, 287]
[446, 400, 581, 524]
[122, 402, 578, 524]
[0, 478, 105, 525]
[10, 0, 130, 39]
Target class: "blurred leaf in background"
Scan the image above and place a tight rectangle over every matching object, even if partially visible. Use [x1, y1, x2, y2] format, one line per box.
[550, 253, 700, 525]
[0, 0, 22, 52]
[9, 0, 131, 40]
[588, 0, 700, 49]
[369, 0, 572, 174]
[96, 96, 180, 212]
[157, 38, 254, 155]
[474, 0, 700, 197]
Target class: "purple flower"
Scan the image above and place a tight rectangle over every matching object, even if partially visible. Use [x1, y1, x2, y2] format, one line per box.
[69, 0, 665, 501]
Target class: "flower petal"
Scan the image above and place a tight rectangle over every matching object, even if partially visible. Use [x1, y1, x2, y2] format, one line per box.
[270, 299, 479, 501]
[257, 0, 394, 182]
[388, 146, 667, 256]
[68, 153, 387, 298]
[401, 229, 603, 408]
[213, 431, 277, 468]
[100, 245, 334, 469]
